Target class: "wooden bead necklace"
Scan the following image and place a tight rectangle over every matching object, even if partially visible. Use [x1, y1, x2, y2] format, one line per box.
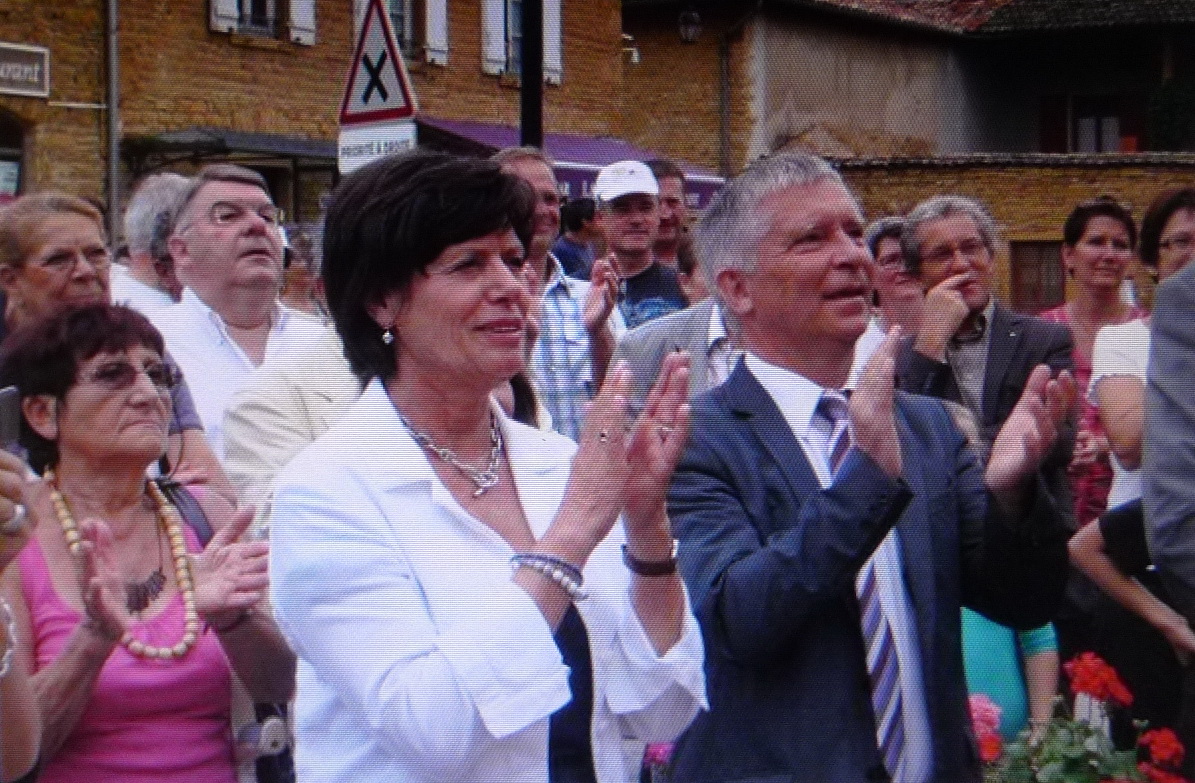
[46, 471, 202, 660]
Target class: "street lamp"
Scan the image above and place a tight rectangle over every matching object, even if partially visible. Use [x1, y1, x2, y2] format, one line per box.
[679, 6, 702, 43]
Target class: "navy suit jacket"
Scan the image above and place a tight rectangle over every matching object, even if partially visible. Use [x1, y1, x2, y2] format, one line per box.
[668, 362, 1069, 783]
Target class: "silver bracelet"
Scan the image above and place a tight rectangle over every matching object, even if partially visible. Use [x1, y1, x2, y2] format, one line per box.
[512, 554, 588, 602]
[0, 597, 15, 678]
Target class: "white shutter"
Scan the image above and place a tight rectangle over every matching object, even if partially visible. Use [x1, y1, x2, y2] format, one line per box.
[425, 0, 449, 65]
[352, 0, 368, 36]
[543, 0, 561, 84]
[288, 0, 316, 44]
[210, 0, 239, 33]
[480, 0, 505, 74]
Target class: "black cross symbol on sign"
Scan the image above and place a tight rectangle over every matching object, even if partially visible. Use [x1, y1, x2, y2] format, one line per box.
[361, 50, 389, 104]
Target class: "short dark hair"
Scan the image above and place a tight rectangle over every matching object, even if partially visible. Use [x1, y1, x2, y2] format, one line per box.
[561, 197, 595, 233]
[1062, 196, 1136, 250]
[0, 303, 166, 473]
[1140, 188, 1195, 268]
[646, 159, 685, 184]
[322, 149, 536, 382]
[172, 163, 271, 233]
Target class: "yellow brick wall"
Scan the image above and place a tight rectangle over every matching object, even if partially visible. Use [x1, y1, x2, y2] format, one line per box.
[0, 0, 628, 206]
[622, 6, 753, 174]
[843, 161, 1195, 302]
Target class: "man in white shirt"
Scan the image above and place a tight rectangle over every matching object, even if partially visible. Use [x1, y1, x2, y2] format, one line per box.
[155, 164, 324, 457]
[111, 172, 188, 316]
[493, 147, 623, 442]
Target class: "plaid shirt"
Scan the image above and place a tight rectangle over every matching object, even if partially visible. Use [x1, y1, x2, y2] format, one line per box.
[530, 257, 624, 442]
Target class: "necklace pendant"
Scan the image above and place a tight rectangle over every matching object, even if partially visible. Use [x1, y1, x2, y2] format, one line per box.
[472, 471, 499, 497]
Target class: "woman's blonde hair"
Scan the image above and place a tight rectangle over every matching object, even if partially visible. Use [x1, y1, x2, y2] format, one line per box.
[0, 192, 105, 269]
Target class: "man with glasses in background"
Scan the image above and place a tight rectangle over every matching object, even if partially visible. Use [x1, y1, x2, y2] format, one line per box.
[153, 164, 324, 457]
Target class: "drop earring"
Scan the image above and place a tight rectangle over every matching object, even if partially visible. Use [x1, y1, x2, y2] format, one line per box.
[382, 328, 394, 345]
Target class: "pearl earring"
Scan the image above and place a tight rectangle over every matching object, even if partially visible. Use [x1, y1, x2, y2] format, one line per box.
[382, 329, 394, 345]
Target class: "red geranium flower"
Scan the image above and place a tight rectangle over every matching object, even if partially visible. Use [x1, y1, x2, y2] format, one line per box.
[1139, 761, 1191, 783]
[1141, 728, 1186, 770]
[978, 732, 1003, 764]
[1064, 652, 1134, 708]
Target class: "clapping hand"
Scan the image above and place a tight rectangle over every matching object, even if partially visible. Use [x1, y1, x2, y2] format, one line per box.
[0, 449, 30, 574]
[77, 518, 132, 642]
[191, 508, 269, 627]
[622, 351, 692, 531]
[849, 326, 903, 478]
[583, 255, 620, 334]
[985, 364, 1075, 498]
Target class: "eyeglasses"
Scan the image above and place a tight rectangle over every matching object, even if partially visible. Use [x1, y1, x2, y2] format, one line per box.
[1159, 233, 1195, 254]
[34, 246, 112, 276]
[921, 238, 988, 267]
[874, 253, 907, 271]
[207, 201, 284, 227]
[84, 360, 180, 395]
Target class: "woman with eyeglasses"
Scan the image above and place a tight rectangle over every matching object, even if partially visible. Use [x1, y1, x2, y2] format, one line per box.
[0, 192, 235, 507]
[0, 303, 294, 783]
[1039, 197, 1145, 530]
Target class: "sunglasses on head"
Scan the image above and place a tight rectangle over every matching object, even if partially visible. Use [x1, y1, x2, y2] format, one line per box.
[84, 360, 180, 394]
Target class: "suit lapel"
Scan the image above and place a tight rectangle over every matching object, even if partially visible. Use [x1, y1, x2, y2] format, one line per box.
[720, 361, 821, 501]
[982, 304, 1022, 424]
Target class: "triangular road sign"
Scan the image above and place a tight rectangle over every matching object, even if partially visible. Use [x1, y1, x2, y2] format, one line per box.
[339, 0, 418, 126]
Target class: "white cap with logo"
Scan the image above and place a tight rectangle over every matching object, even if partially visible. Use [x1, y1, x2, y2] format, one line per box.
[593, 160, 659, 204]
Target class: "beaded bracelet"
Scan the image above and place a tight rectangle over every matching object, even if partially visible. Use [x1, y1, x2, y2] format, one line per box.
[0, 597, 16, 678]
[511, 554, 588, 602]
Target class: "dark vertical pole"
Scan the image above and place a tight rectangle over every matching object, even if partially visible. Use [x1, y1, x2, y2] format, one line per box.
[520, 0, 543, 148]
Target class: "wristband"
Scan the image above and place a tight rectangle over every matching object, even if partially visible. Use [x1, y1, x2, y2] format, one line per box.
[622, 542, 679, 576]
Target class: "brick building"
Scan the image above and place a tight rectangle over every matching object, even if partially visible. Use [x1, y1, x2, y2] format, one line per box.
[623, 0, 1195, 309]
[0, 0, 716, 238]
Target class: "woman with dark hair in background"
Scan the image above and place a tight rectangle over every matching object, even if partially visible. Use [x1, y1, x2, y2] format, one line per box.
[1070, 187, 1195, 760]
[1039, 196, 1145, 529]
[269, 150, 705, 783]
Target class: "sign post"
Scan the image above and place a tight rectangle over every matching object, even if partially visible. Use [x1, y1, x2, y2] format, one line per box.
[338, 0, 419, 174]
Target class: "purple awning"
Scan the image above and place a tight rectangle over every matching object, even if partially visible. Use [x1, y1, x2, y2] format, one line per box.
[416, 116, 723, 210]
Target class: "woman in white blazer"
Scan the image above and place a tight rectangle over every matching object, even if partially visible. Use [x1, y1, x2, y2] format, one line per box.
[269, 150, 706, 783]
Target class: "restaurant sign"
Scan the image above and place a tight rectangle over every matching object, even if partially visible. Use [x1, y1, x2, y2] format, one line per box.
[0, 43, 49, 98]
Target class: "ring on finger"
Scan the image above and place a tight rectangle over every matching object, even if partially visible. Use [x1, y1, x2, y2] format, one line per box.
[0, 503, 26, 536]
[598, 430, 610, 443]
[657, 424, 674, 436]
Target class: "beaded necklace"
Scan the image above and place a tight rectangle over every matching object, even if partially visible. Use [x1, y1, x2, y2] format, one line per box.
[46, 471, 202, 660]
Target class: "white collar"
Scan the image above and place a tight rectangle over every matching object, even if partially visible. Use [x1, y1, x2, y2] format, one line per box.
[744, 353, 854, 440]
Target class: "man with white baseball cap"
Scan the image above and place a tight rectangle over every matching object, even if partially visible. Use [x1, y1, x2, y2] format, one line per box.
[594, 160, 687, 329]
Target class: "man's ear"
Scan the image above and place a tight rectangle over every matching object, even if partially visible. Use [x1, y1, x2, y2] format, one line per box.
[22, 395, 57, 443]
[716, 267, 753, 319]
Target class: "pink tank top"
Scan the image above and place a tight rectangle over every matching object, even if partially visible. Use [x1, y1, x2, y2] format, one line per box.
[19, 526, 237, 783]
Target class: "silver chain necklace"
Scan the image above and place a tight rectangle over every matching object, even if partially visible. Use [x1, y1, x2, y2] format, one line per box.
[399, 411, 504, 497]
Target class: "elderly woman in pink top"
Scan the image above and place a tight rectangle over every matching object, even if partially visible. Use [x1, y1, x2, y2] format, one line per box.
[0, 303, 294, 783]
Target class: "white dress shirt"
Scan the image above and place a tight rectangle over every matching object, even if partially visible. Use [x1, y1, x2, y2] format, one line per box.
[109, 263, 175, 316]
[151, 288, 325, 458]
[744, 353, 933, 783]
[269, 380, 707, 783]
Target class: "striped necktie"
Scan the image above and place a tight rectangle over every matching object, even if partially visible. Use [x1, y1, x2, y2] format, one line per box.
[817, 390, 906, 778]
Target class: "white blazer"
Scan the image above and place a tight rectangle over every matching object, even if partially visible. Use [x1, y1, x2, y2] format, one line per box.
[269, 380, 706, 783]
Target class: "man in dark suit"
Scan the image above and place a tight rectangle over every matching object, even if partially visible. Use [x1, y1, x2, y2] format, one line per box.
[668, 153, 1074, 783]
[896, 194, 1074, 453]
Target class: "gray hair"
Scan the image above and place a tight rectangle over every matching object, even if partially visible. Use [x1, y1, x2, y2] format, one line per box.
[901, 194, 999, 275]
[123, 173, 192, 259]
[693, 152, 845, 294]
[491, 146, 556, 169]
[864, 215, 905, 259]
